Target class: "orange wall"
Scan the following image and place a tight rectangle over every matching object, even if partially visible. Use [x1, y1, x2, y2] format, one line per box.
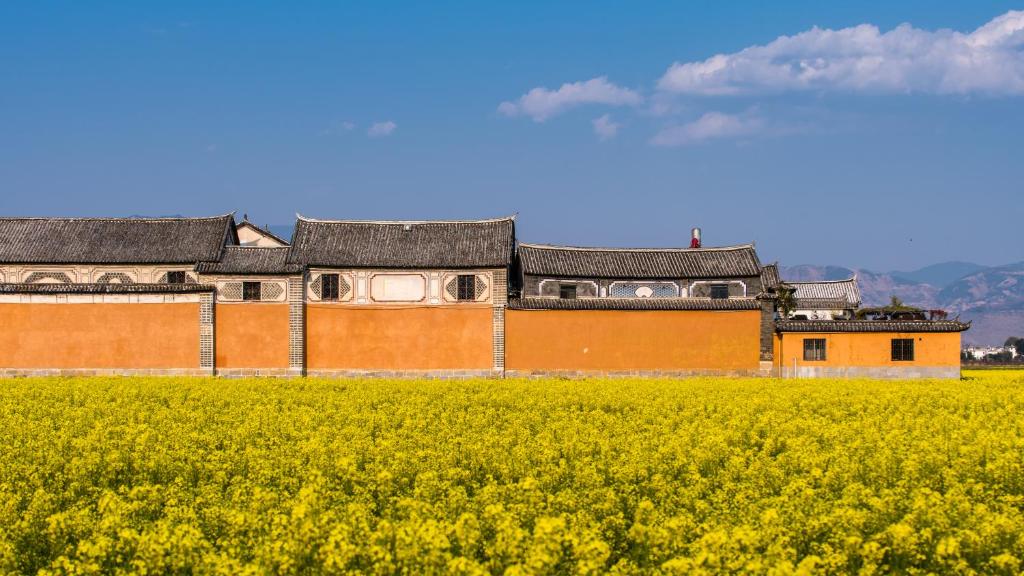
[306, 305, 493, 370]
[775, 332, 962, 368]
[215, 303, 290, 369]
[0, 303, 199, 369]
[506, 309, 761, 371]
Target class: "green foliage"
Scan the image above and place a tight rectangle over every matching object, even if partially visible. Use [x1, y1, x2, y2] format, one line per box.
[1, 373, 1024, 574]
[775, 284, 797, 319]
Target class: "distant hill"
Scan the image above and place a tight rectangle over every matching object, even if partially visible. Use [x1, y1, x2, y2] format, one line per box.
[890, 261, 988, 289]
[781, 262, 1024, 346]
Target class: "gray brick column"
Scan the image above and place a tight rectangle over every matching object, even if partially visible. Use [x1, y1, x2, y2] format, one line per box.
[288, 275, 306, 376]
[492, 269, 507, 374]
[199, 292, 215, 374]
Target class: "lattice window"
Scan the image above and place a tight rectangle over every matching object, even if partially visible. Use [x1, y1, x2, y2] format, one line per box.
[243, 282, 261, 301]
[609, 282, 678, 298]
[261, 282, 284, 301]
[475, 276, 487, 298]
[710, 284, 730, 299]
[560, 284, 577, 299]
[96, 272, 135, 284]
[338, 276, 351, 299]
[24, 271, 72, 284]
[158, 271, 196, 284]
[891, 339, 915, 362]
[220, 282, 244, 300]
[803, 338, 826, 361]
[457, 274, 476, 301]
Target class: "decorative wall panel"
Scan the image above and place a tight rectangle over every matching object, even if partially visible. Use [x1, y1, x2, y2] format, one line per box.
[370, 273, 426, 302]
[24, 271, 73, 284]
[608, 281, 679, 298]
[95, 272, 136, 284]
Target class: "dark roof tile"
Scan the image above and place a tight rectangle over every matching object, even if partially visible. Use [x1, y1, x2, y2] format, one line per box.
[287, 216, 516, 268]
[518, 243, 762, 279]
[0, 215, 235, 264]
[776, 319, 969, 333]
[196, 247, 300, 275]
[0, 282, 215, 294]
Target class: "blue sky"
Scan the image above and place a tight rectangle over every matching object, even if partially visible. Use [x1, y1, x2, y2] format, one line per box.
[1, 1, 1021, 270]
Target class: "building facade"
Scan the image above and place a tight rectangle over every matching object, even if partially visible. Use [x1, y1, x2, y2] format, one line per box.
[0, 213, 969, 378]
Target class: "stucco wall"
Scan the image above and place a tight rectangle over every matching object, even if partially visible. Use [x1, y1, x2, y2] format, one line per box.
[774, 332, 962, 378]
[305, 305, 493, 370]
[505, 309, 761, 373]
[0, 303, 199, 369]
[215, 303, 290, 369]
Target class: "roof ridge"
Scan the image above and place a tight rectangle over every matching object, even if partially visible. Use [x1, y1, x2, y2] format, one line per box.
[295, 214, 516, 225]
[0, 213, 234, 222]
[518, 242, 756, 253]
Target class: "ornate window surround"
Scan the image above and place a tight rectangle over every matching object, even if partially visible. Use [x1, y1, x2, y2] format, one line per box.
[687, 280, 748, 298]
[306, 270, 355, 303]
[215, 279, 288, 303]
[441, 271, 492, 303]
[538, 279, 599, 298]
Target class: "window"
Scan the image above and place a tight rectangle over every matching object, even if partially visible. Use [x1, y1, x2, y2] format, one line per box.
[710, 284, 729, 299]
[243, 281, 262, 301]
[321, 274, 340, 301]
[559, 284, 577, 299]
[803, 338, 827, 361]
[891, 338, 915, 361]
[456, 274, 476, 301]
[166, 271, 187, 284]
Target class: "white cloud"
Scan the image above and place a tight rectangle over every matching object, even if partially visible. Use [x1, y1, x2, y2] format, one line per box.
[367, 121, 397, 137]
[651, 112, 763, 146]
[592, 114, 620, 140]
[657, 10, 1024, 96]
[341, 121, 355, 131]
[499, 76, 642, 122]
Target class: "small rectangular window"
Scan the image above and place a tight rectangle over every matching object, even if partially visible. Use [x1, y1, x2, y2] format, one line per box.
[803, 338, 827, 361]
[559, 284, 577, 299]
[457, 274, 476, 301]
[710, 284, 729, 299]
[321, 274, 340, 301]
[166, 271, 186, 284]
[892, 338, 915, 361]
[243, 281, 262, 301]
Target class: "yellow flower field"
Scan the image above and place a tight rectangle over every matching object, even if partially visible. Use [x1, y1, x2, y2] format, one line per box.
[1, 371, 1023, 574]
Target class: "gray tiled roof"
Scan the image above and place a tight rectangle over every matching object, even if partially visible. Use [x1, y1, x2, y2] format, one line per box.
[509, 297, 761, 311]
[776, 320, 969, 333]
[788, 277, 861, 308]
[287, 216, 516, 268]
[0, 215, 235, 264]
[760, 264, 781, 290]
[196, 247, 301, 275]
[0, 283, 215, 294]
[518, 243, 762, 279]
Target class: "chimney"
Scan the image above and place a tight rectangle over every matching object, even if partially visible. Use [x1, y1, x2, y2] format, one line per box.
[690, 227, 702, 249]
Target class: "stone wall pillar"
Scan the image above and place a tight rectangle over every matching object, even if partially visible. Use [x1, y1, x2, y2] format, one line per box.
[759, 298, 775, 376]
[492, 269, 507, 375]
[199, 291, 215, 375]
[288, 274, 306, 376]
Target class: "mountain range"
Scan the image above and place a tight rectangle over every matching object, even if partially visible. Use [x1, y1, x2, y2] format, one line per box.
[781, 261, 1024, 346]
